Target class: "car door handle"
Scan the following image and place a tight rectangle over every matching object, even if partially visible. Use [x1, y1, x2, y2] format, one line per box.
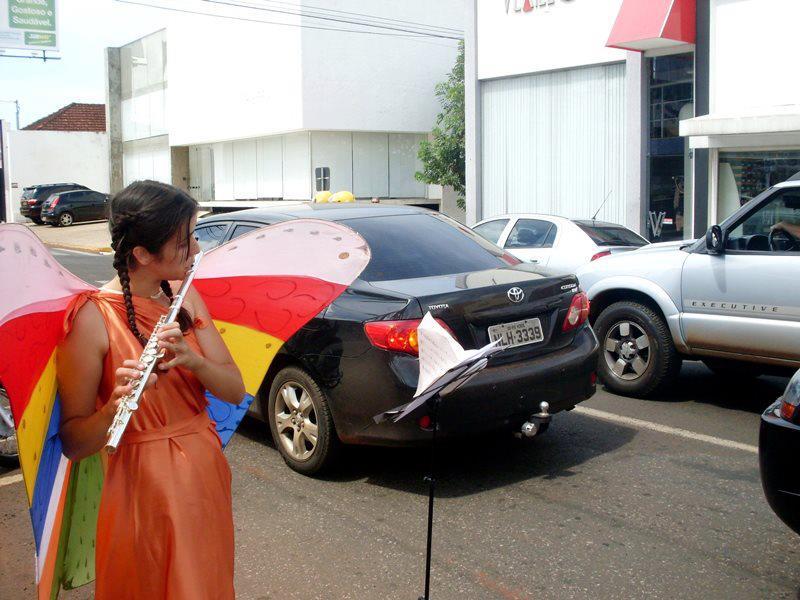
[528, 259, 539, 264]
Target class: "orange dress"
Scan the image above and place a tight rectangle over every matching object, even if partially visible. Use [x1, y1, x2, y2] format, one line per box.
[83, 290, 234, 599]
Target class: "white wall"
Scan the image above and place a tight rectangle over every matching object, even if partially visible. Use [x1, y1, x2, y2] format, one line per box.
[481, 63, 627, 223]
[299, 0, 462, 134]
[122, 135, 170, 186]
[353, 132, 389, 198]
[711, 0, 800, 114]
[166, 12, 304, 146]
[477, 0, 625, 80]
[5, 130, 109, 223]
[311, 132, 352, 194]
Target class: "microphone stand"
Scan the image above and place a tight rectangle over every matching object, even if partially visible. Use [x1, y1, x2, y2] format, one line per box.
[419, 393, 440, 600]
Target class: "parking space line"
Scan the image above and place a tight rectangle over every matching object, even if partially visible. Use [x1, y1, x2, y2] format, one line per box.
[574, 406, 759, 454]
[0, 473, 24, 487]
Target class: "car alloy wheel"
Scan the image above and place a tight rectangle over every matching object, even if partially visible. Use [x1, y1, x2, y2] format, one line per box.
[603, 320, 651, 381]
[273, 381, 319, 461]
[59, 212, 73, 227]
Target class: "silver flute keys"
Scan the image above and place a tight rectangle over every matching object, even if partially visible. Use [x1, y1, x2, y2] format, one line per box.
[105, 251, 204, 453]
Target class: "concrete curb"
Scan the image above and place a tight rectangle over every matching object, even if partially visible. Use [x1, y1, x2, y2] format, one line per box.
[45, 242, 113, 254]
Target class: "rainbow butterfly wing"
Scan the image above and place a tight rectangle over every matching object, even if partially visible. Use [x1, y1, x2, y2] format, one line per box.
[195, 219, 370, 445]
[0, 224, 99, 599]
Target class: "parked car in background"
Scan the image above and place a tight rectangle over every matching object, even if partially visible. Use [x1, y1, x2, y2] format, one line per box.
[472, 214, 649, 273]
[19, 183, 88, 224]
[577, 179, 800, 398]
[41, 189, 109, 226]
[196, 204, 599, 474]
[759, 369, 800, 535]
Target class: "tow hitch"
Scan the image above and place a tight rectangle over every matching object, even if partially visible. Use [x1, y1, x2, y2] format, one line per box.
[517, 401, 551, 438]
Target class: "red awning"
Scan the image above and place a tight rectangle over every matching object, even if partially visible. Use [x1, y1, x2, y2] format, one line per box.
[607, 0, 696, 52]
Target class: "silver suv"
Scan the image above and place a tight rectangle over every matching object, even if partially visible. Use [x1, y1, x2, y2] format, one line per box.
[577, 179, 800, 397]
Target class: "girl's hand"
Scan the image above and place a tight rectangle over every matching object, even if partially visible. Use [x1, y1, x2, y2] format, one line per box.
[102, 359, 157, 417]
[156, 322, 204, 372]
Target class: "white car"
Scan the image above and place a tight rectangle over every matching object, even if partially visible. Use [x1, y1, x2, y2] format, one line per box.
[472, 214, 649, 273]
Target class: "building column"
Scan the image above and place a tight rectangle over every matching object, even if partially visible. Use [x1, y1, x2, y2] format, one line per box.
[105, 47, 124, 195]
[692, 0, 711, 235]
[464, 0, 481, 225]
[625, 51, 648, 236]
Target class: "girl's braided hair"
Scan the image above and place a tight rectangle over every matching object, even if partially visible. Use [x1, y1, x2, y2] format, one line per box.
[108, 180, 198, 346]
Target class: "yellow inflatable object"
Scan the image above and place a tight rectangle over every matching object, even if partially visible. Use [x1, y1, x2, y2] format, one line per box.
[329, 190, 355, 203]
[314, 191, 333, 203]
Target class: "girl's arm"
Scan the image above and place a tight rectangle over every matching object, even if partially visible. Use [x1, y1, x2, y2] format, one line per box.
[57, 302, 156, 461]
[156, 286, 245, 405]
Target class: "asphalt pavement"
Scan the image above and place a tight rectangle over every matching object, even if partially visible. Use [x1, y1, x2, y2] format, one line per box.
[1, 249, 797, 599]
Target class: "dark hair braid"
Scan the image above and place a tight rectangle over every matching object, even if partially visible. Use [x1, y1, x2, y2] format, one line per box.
[108, 180, 199, 347]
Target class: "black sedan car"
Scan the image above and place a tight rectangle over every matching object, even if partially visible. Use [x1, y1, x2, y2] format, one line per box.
[759, 369, 800, 535]
[197, 204, 599, 474]
[41, 189, 109, 226]
[19, 182, 88, 224]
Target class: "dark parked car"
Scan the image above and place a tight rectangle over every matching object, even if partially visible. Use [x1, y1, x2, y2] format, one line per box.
[759, 369, 800, 535]
[19, 183, 88, 224]
[196, 204, 599, 474]
[41, 189, 109, 226]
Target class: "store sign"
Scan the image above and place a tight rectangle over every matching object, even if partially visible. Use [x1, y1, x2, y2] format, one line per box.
[0, 0, 58, 52]
[504, 0, 573, 14]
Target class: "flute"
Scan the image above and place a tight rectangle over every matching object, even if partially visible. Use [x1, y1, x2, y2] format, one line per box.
[105, 251, 204, 453]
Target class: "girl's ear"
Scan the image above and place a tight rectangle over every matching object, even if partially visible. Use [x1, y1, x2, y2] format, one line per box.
[131, 245, 154, 267]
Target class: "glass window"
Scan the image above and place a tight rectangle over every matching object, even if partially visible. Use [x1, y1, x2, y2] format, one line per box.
[504, 219, 553, 249]
[230, 224, 261, 240]
[726, 189, 800, 252]
[315, 167, 331, 192]
[472, 219, 509, 244]
[717, 150, 800, 222]
[574, 223, 648, 247]
[342, 214, 510, 282]
[194, 223, 229, 250]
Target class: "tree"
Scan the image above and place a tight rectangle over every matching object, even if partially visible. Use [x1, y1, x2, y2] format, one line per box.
[416, 41, 465, 210]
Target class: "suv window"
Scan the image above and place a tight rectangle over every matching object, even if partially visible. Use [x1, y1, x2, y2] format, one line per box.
[727, 189, 800, 252]
[343, 213, 509, 282]
[473, 219, 509, 244]
[504, 219, 554, 249]
[194, 223, 230, 250]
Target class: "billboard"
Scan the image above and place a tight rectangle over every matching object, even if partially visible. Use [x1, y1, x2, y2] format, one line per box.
[0, 0, 58, 52]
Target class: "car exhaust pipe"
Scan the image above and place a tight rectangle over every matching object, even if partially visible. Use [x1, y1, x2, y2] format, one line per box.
[519, 401, 551, 438]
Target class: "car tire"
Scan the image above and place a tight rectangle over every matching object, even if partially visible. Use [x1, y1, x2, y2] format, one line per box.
[58, 212, 74, 227]
[0, 387, 19, 468]
[702, 358, 763, 379]
[595, 301, 681, 398]
[267, 366, 339, 475]
[31, 217, 43, 225]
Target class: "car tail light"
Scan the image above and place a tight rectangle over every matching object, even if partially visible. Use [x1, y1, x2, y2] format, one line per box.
[27, 199, 36, 205]
[562, 292, 590, 332]
[780, 370, 800, 422]
[591, 250, 611, 261]
[501, 251, 522, 266]
[364, 318, 453, 356]
[49, 196, 60, 208]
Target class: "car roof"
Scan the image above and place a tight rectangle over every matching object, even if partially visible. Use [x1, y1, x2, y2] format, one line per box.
[57, 189, 97, 196]
[476, 213, 574, 225]
[25, 183, 85, 189]
[571, 219, 628, 228]
[198, 203, 433, 225]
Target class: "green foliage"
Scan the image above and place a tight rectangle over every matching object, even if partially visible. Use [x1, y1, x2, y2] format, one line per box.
[416, 41, 466, 210]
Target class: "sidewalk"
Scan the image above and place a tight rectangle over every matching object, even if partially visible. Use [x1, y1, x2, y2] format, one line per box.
[23, 221, 112, 254]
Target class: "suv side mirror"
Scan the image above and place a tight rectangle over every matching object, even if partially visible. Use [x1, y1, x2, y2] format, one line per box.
[706, 225, 724, 254]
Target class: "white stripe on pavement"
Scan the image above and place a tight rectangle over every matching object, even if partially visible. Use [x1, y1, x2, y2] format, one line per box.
[574, 406, 759, 454]
[0, 473, 24, 487]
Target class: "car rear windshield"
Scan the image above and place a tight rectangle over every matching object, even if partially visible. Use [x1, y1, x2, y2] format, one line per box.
[342, 214, 510, 281]
[21, 188, 36, 199]
[574, 224, 648, 247]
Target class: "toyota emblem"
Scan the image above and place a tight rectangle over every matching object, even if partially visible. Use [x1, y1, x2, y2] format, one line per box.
[507, 287, 524, 303]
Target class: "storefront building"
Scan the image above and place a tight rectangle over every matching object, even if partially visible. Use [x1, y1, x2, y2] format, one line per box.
[106, 1, 463, 211]
[465, 0, 800, 241]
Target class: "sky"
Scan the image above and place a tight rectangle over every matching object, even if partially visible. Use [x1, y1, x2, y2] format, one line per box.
[0, 0, 169, 127]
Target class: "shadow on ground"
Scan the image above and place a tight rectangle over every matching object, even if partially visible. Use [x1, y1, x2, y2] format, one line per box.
[624, 360, 790, 415]
[236, 408, 637, 498]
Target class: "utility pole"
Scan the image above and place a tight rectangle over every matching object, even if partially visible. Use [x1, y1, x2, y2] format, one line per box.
[0, 100, 20, 129]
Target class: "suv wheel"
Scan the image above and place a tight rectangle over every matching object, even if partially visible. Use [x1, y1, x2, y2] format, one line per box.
[267, 366, 339, 475]
[0, 387, 19, 467]
[58, 212, 74, 227]
[31, 217, 43, 225]
[595, 301, 681, 398]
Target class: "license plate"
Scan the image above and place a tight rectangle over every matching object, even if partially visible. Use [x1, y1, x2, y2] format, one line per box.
[488, 318, 544, 349]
